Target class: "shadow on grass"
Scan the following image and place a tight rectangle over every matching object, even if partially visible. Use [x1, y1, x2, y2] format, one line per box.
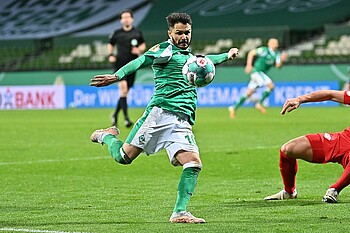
[0, 220, 168, 228]
[215, 198, 350, 208]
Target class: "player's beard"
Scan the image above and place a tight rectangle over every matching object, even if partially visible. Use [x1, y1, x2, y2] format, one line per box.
[171, 36, 190, 49]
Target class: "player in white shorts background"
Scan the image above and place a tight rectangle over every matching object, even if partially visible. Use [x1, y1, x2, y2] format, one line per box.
[228, 38, 287, 119]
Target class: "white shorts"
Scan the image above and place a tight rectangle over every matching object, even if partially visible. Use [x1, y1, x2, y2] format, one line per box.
[247, 71, 272, 90]
[126, 106, 199, 166]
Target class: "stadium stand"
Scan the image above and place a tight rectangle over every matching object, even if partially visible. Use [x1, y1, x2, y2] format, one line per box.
[0, 0, 349, 71]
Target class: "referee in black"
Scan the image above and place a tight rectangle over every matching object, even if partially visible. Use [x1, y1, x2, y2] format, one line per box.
[108, 9, 146, 128]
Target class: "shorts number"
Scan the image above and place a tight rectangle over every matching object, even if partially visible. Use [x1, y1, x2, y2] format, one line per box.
[185, 134, 196, 145]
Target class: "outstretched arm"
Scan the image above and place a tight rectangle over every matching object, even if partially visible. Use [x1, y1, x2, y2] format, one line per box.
[90, 55, 153, 87]
[281, 90, 345, 115]
[207, 48, 239, 65]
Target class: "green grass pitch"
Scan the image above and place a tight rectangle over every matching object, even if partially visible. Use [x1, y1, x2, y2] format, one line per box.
[1, 106, 349, 232]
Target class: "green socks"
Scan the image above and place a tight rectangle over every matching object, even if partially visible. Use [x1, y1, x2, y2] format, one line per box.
[103, 135, 131, 164]
[259, 89, 272, 104]
[173, 167, 201, 213]
[234, 95, 248, 110]
[235, 89, 272, 109]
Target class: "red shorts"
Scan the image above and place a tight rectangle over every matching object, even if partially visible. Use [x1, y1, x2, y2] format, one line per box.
[306, 127, 350, 168]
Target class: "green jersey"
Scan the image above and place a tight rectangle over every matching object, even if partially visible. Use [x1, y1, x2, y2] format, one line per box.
[253, 46, 281, 73]
[115, 40, 229, 125]
[144, 40, 196, 124]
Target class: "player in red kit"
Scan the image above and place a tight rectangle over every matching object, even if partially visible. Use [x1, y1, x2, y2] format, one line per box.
[264, 90, 350, 203]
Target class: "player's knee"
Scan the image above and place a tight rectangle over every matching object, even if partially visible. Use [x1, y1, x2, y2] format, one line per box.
[267, 83, 274, 90]
[183, 161, 202, 171]
[115, 147, 133, 165]
[281, 141, 296, 157]
[280, 143, 289, 155]
[246, 90, 254, 97]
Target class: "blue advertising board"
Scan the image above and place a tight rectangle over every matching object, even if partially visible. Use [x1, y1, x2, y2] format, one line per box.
[66, 81, 339, 108]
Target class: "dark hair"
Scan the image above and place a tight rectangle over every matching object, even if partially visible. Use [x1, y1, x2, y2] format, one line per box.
[166, 13, 192, 29]
[120, 9, 133, 19]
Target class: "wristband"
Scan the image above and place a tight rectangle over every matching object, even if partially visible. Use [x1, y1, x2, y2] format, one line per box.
[108, 54, 114, 57]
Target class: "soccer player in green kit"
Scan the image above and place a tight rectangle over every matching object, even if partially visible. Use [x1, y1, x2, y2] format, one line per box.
[228, 38, 287, 119]
[89, 13, 239, 223]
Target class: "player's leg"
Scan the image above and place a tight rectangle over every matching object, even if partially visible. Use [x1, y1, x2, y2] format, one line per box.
[237, 88, 255, 109]
[123, 73, 136, 128]
[228, 87, 255, 119]
[280, 136, 313, 190]
[256, 74, 274, 113]
[118, 79, 130, 124]
[173, 151, 202, 213]
[323, 130, 350, 203]
[111, 79, 128, 127]
[108, 106, 168, 165]
[90, 126, 141, 164]
[111, 101, 121, 127]
[323, 167, 348, 203]
[229, 72, 263, 119]
[265, 133, 340, 201]
[264, 135, 313, 200]
[161, 119, 205, 223]
[91, 107, 156, 164]
[326, 159, 350, 203]
[330, 162, 350, 198]
[104, 137, 141, 164]
[259, 81, 274, 105]
[234, 76, 257, 110]
[169, 150, 205, 223]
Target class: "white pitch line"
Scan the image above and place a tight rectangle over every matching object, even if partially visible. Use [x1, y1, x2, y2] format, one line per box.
[0, 156, 107, 166]
[0, 145, 280, 166]
[203, 145, 280, 152]
[250, 145, 280, 150]
[0, 228, 90, 233]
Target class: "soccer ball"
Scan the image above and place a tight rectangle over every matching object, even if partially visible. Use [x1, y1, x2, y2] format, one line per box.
[182, 55, 215, 87]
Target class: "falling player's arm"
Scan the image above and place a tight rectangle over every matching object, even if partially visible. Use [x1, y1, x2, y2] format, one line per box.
[281, 90, 347, 115]
[90, 55, 153, 87]
[207, 48, 239, 65]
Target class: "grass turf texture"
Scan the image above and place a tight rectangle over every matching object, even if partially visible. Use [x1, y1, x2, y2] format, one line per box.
[1, 107, 349, 232]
